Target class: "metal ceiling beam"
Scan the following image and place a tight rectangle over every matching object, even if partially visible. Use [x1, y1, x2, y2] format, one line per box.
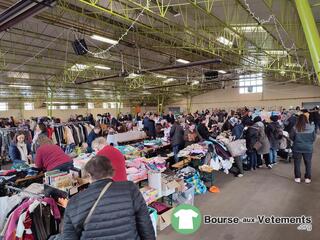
[2, 29, 167, 68]
[0, 0, 56, 32]
[115, 0, 257, 65]
[77, 0, 255, 66]
[186, 0, 275, 60]
[235, 0, 305, 63]
[53, 1, 210, 60]
[0, 1, 202, 68]
[295, 0, 320, 82]
[0, 0, 35, 23]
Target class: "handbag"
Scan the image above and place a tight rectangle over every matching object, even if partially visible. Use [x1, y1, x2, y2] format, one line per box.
[226, 139, 247, 157]
[82, 182, 112, 229]
[253, 141, 262, 151]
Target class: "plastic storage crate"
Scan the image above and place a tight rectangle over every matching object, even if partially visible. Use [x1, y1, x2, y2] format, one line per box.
[172, 186, 195, 206]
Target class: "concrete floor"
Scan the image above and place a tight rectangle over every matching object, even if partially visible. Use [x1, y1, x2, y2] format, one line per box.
[158, 138, 320, 240]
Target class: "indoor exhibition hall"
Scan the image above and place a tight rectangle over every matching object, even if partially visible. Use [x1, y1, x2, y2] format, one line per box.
[0, 0, 319, 240]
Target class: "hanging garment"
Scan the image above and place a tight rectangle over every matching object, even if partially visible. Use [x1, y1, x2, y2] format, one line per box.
[81, 124, 88, 142]
[75, 125, 83, 144]
[70, 125, 80, 146]
[64, 126, 75, 145]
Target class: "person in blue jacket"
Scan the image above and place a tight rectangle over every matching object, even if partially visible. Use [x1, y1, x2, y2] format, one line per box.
[9, 132, 32, 164]
[291, 114, 316, 184]
[87, 126, 101, 153]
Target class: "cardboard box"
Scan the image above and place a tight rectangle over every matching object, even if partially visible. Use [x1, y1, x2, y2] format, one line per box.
[158, 207, 175, 231]
[163, 178, 185, 193]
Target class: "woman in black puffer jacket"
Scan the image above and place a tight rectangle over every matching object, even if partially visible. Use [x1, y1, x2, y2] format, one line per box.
[62, 155, 155, 240]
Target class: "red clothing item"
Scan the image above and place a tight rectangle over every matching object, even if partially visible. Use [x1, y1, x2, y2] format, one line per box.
[35, 144, 71, 171]
[97, 146, 127, 181]
[47, 127, 54, 139]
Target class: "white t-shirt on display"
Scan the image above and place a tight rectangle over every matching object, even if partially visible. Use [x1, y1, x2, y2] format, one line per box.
[174, 209, 199, 229]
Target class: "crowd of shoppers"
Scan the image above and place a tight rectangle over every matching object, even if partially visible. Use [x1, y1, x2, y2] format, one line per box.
[3, 106, 316, 239]
[136, 107, 317, 184]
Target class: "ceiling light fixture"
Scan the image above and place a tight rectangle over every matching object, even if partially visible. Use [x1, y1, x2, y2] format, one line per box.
[69, 64, 89, 71]
[44, 101, 72, 104]
[266, 50, 288, 56]
[7, 72, 30, 79]
[154, 74, 167, 78]
[126, 73, 141, 79]
[232, 26, 265, 33]
[285, 63, 301, 68]
[217, 36, 233, 47]
[176, 59, 190, 64]
[191, 80, 200, 86]
[9, 85, 31, 88]
[163, 78, 176, 83]
[90, 34, 118, 45]
[218, 70, 227, 74]
[94, 65, 111, 70]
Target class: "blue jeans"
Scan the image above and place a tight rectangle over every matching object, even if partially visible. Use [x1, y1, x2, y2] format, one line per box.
[247, 151, 257, 170]
[173, 145, 180, 163]
[293, 152, 312, 179]
[269, 148, 278, 164]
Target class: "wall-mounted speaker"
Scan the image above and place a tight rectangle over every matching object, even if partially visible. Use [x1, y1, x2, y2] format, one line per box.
[204, 70, 218, 80]
[72, 39, 88, 55]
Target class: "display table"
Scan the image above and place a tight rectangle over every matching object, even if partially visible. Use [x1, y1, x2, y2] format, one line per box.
[172, 158, 191, 169]
[114, 131, 147, 143]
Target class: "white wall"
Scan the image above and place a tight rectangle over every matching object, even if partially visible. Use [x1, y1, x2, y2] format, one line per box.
[0, 106, 159, 121]
[0, 107, 132, 121]
[168, 83, 320, 113]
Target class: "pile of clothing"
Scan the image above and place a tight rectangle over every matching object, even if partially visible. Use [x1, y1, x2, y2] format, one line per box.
[143, 139, 163, 147]
[1, 198, 60, 240]
[203, 141, 234, 174]
[149, 202, 171, 214]
[139, 186, 159, 205]
[142, 157, 167, 172]
[0, 183, 60, 240]
[131, 142, 145, 151]
[73, 153, 94, 170]
[115, 145, 138, 155]
[175, 167, 207, 195]
[125, 157, 148, 182]
[178, 143, 207, 158]
[0, 168, 40, 192]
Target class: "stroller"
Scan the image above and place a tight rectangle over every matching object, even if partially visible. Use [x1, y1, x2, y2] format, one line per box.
[278, 131, 293, 162]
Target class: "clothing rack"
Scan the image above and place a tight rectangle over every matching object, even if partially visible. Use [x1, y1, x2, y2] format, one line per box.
[0, 126, 30, 132]
[52, 121, 90, 127]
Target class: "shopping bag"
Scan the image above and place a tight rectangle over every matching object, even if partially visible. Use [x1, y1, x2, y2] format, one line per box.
[226, 139, 247, 157]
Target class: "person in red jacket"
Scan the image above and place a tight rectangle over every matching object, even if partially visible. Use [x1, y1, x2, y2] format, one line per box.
[34, 135, 72, 171]
[92, 137, 127, 181]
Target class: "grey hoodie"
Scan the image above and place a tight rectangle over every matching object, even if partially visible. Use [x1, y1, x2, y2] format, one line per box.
[253, 121, 270, 155]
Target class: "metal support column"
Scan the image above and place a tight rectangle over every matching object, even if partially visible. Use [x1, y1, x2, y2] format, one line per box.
[186, 95, 192, 114]
[295, 0, 320, 82]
